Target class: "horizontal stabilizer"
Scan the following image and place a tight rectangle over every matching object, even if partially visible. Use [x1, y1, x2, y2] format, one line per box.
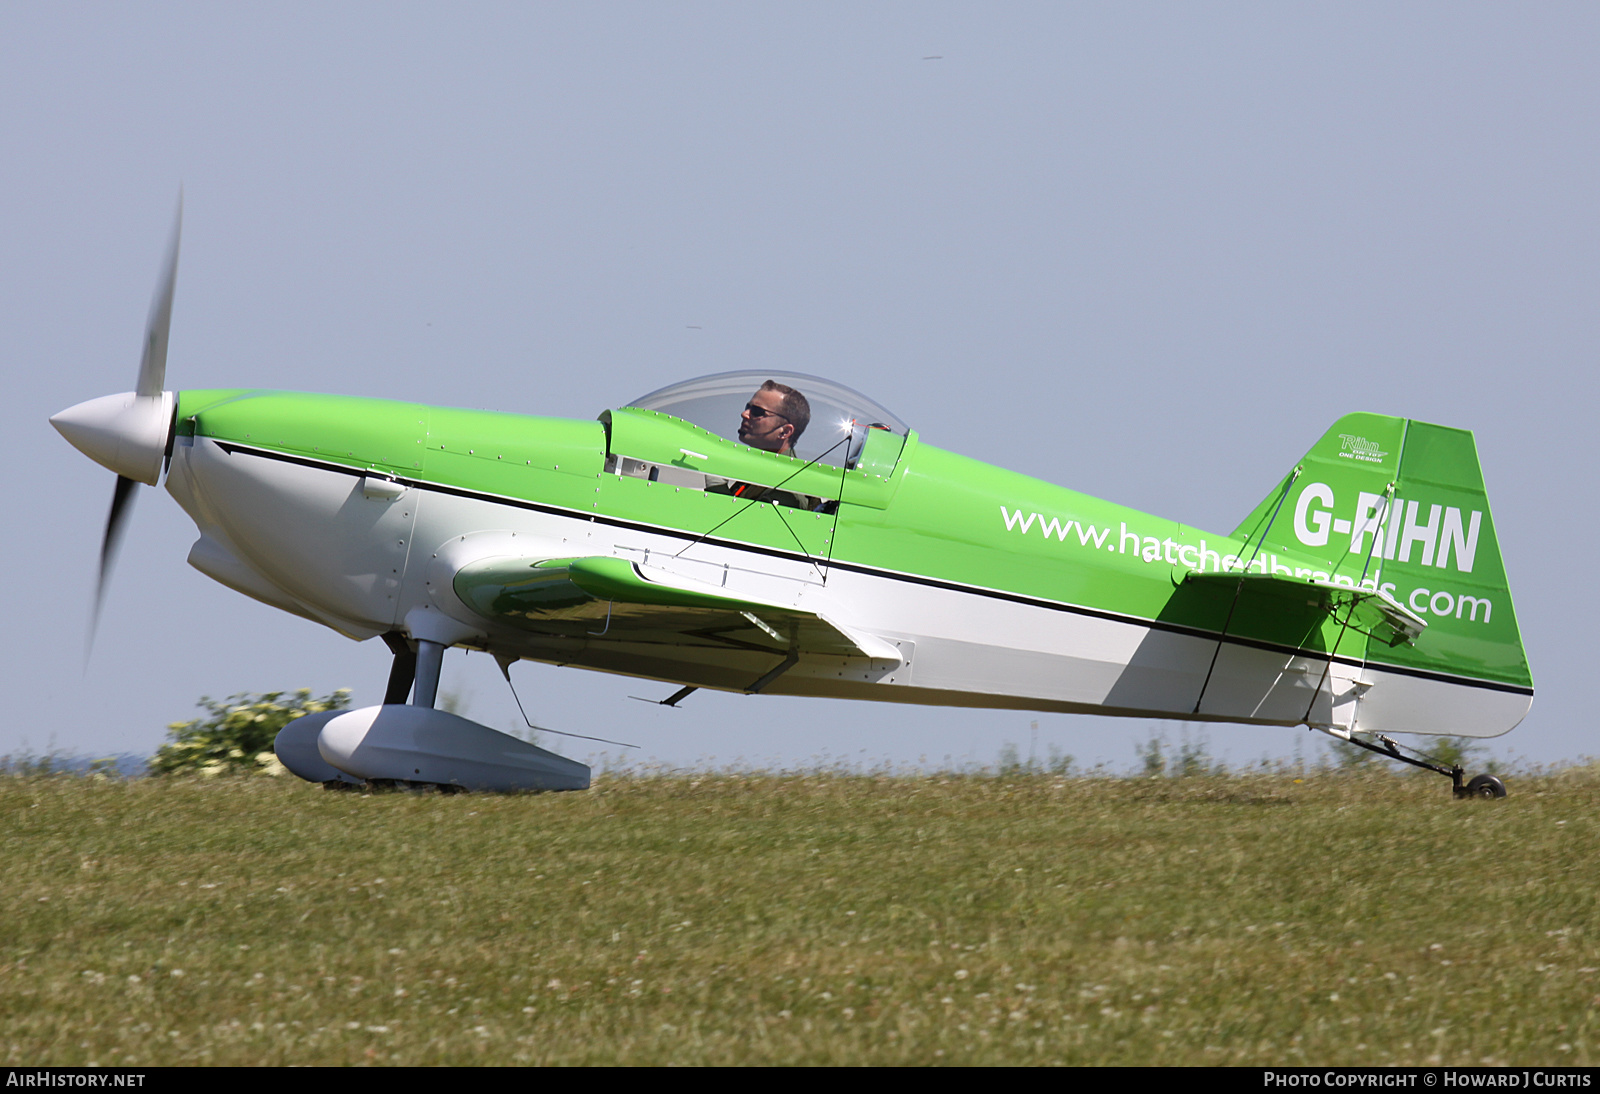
[1183, 571, 1426, 647]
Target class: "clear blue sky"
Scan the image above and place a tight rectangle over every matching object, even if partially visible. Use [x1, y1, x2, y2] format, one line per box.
[7, 3, 1595, 773]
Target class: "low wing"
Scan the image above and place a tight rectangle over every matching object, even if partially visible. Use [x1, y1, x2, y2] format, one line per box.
[1182, 571, 1427, 648]
[453, 554, 903, 665]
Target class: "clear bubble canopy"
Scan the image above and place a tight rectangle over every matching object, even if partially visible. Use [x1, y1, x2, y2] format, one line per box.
[622, 371, 909, 468]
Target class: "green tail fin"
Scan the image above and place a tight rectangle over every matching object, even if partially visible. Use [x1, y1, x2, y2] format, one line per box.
[1233, 413, 1531, 689]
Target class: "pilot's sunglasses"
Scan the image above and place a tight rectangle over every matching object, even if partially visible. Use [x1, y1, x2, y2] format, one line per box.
[744, 403, 789, 421]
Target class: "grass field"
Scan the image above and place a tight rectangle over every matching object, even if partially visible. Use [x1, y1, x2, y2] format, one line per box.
[1, 767, 1596, 1065]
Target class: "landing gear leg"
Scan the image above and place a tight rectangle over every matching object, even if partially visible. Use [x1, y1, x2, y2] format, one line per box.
[412, 640, 444, 709]
[380, 631, 442, 708]
[381, 632, 417, 706]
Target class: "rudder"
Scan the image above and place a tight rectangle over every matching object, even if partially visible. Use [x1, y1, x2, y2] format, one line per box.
[1233, 414, 1531, 730]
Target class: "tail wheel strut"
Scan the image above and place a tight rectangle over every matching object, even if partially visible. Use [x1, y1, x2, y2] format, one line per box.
[1335, 731, 1507, 799]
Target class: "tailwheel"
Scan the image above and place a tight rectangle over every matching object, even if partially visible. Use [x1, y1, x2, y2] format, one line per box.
[1463, 773, 1508, 799]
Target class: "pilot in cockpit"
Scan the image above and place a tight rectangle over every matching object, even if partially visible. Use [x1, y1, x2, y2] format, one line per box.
[713, 380, 817, 509]
[737, 380, 810, 456]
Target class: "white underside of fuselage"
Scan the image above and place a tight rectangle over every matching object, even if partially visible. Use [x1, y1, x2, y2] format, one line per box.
[165, 437, 1530, 739]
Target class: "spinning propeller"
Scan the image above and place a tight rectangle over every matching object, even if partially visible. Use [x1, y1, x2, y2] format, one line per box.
[51, 199, 182, 645]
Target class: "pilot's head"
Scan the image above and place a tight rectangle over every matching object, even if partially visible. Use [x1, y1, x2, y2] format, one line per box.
[738, 381, 810, 455]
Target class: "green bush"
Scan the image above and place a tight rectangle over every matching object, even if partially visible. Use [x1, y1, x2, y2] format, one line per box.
[151, 689, 351, 777]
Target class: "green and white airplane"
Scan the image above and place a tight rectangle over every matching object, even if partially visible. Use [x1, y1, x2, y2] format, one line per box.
[53, 216, 1531, 794]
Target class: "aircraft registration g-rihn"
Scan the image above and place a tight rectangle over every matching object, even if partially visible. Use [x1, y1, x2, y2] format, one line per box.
[54, 211, 1531, 797]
